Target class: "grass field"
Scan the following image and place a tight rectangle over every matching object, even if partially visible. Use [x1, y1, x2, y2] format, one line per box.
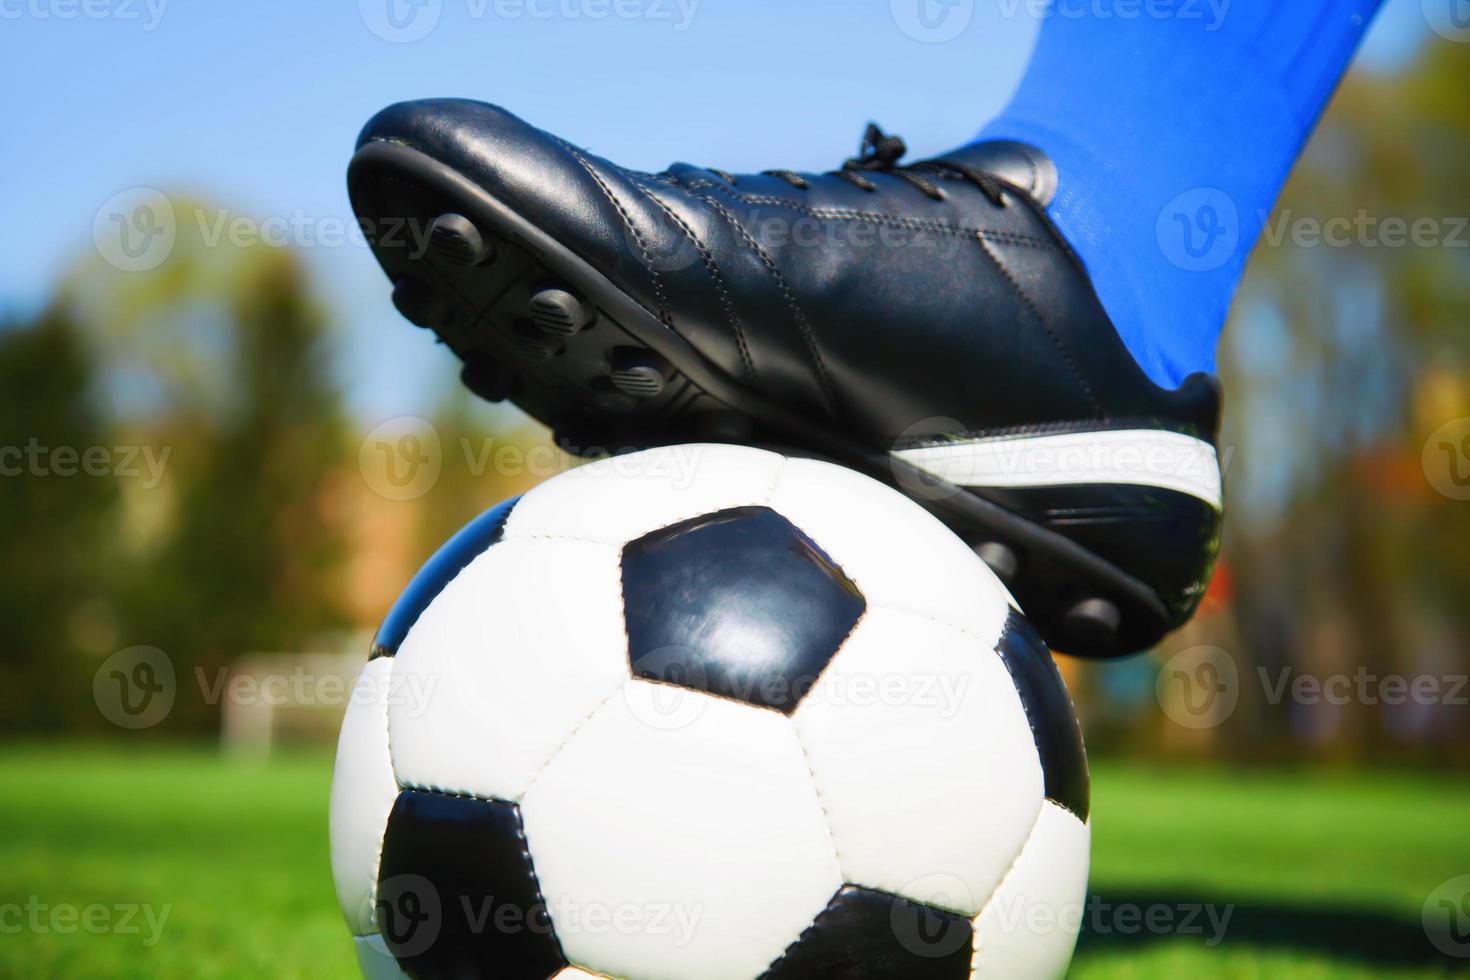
[1, 745, 1466, 978]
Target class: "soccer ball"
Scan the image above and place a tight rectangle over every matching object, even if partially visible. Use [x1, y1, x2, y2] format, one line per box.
[330, 444, 1090, 980]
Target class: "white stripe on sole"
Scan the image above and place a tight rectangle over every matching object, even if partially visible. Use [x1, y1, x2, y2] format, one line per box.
[892, 429, 1222, 509]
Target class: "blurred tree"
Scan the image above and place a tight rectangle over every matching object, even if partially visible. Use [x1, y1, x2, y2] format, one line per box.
[109, 248, 350, 731]
[10, 200, 357, 734]
[416, 388, 561, 554]
[1216, 36, 1470, 764]
[0, 309, 121, 731]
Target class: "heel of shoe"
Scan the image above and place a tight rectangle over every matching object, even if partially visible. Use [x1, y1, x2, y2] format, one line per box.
[886, 426, 1224, 656]
[969, 482, 1222, 630]
[883, 465, 1221, 657]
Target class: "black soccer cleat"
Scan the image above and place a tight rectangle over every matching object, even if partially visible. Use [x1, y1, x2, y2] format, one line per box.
[348, 99, 1224, 658]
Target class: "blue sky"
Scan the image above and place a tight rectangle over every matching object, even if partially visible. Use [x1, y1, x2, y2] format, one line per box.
[0, 0, 1433, 421]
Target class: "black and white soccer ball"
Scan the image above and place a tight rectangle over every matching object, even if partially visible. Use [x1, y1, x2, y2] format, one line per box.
[330, 444, 1090, 980]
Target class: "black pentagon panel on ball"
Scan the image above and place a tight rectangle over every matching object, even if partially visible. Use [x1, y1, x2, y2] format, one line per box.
[621, 506, 866, 714]
[369, 496, 521, 660]
[758, 885, 975, 980]
[996, 608, 1091, 820]
[376, 790, 566, 980]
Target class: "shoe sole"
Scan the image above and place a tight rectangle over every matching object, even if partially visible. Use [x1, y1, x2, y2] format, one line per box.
[348, 139, 1180, 658]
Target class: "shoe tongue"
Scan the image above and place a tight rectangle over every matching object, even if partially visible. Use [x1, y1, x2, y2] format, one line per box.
[933, 140, 1058, 206]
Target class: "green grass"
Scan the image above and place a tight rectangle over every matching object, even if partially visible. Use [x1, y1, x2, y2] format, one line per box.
[0, 746, 1466, 978]
[1073, 765, 1470, 979]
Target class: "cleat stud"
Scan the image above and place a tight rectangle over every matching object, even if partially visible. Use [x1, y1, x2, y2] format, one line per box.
[973, 542, 1021, 585]
[554, 423, 612, 458]
[392, 277, 448, 330]
[1062, 598, 1121, 650]
[460, 354, 516, 403]
[609, 349, 669, 398]
[609, 365, 665, 398]
[510, 320, 561, 362]
[697, 412, 755, 443]
[428, 213, 494, 267]
[529, 288, 591, 335]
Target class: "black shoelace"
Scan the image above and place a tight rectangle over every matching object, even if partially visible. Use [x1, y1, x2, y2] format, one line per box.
[712, 123, 1008, 206]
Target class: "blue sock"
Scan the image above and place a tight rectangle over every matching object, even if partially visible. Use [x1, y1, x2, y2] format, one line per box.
[977, 0, 1384, 389]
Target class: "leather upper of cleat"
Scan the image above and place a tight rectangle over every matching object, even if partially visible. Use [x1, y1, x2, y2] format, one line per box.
[355, 100, 1228, 646]
[357, 98, 1221, 453]
[932, 138, 1060, 205]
